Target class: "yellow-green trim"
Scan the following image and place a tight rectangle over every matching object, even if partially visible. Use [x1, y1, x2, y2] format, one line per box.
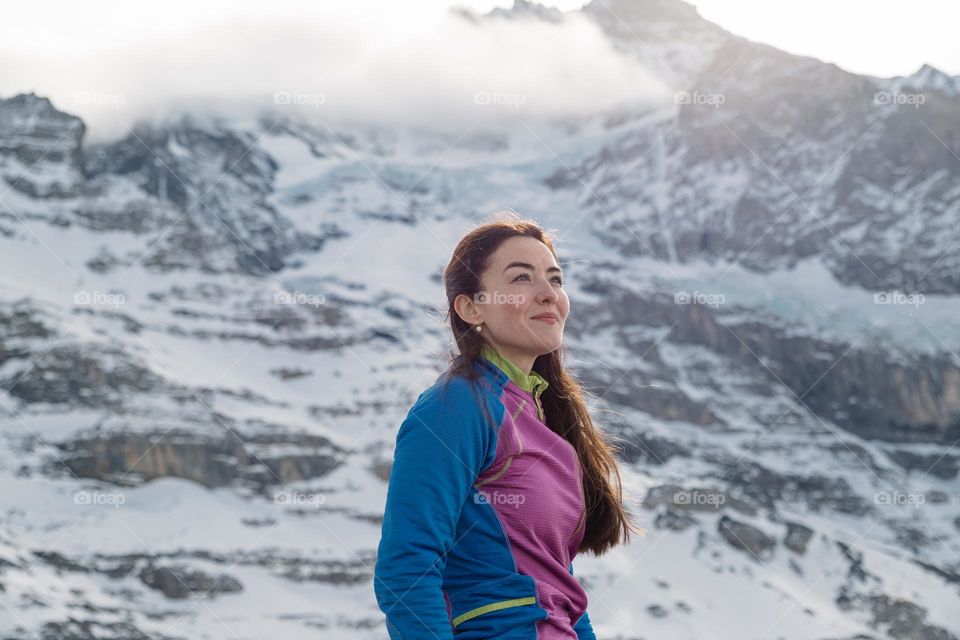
[451, 596, 538, 627]
[480, 344, 547, 393]
[480, 343, 549, 420]
[474, 455, 513, 488]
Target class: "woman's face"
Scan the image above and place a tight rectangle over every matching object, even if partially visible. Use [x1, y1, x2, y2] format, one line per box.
[464, 235, 569, 363]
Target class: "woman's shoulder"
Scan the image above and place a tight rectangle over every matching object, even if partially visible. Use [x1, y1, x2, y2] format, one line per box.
[415, 368, 487, 411]
[406, 364, 504, 427]
[394, 368, 504, 469]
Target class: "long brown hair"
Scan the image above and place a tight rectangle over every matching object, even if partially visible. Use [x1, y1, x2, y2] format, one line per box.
[440, 211, 644, 556]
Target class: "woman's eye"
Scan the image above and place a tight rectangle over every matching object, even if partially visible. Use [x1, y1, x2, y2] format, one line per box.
[512, 273, 563, 285]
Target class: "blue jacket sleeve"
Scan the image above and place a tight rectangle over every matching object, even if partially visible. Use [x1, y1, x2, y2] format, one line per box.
[570, 562, 597, 640]
[373, 379, 496, 639]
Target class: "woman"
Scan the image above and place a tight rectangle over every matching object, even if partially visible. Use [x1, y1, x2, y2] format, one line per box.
[374, 214, 641, 639]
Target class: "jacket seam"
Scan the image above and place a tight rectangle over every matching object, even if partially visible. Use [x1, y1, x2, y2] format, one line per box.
[477, 475, 519, 573]
[474, 456, 513, 488]
[571, 453, 586, 539]
[512, 399, 527, 420]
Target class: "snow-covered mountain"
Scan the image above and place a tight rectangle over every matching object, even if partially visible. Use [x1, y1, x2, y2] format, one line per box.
[1, 1, 958, 638]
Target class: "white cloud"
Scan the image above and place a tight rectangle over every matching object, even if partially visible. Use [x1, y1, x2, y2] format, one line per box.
[0, 0, 671, 141]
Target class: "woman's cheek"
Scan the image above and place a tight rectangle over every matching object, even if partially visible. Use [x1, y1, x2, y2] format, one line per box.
[508, 293, 528, 312]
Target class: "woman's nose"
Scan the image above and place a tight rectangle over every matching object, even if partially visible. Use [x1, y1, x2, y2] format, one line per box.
[537, 280, 559, 303]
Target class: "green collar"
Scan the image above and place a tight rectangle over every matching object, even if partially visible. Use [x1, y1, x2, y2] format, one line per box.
[480, 344, 549, 405]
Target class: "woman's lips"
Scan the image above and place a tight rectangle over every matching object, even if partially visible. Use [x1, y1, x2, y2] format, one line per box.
[532, 315, 558, 324]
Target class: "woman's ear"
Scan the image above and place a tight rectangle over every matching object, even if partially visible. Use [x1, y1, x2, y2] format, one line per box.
[453, 292, 481, 327]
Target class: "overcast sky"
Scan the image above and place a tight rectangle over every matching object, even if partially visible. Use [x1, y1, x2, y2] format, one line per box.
[1, 0, 955, 140]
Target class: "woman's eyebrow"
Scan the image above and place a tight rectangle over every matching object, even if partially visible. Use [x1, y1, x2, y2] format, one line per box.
[502, 261, 563, 274]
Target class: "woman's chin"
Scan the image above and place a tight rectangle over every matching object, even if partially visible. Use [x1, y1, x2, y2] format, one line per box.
[529, 333, 563, 354]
